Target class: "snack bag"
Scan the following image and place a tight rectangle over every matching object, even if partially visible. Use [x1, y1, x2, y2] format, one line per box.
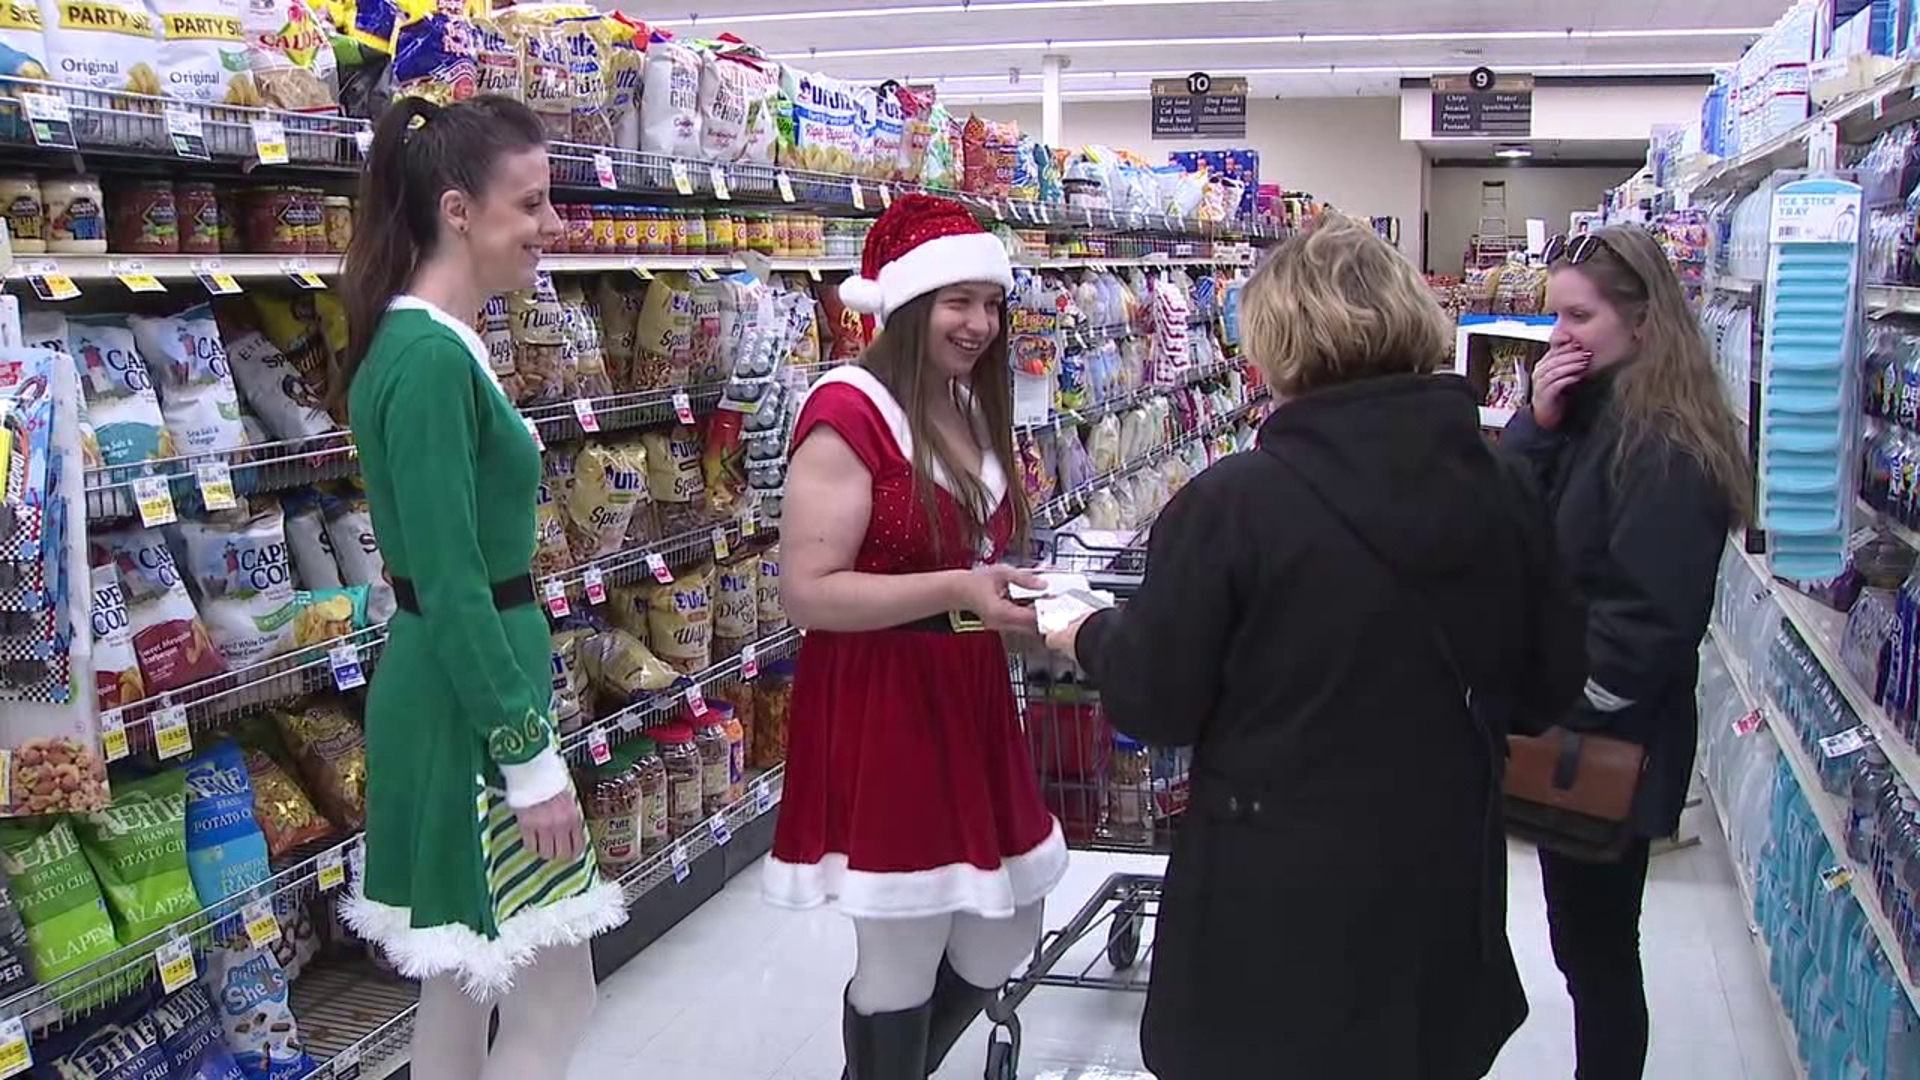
[641, 424, 705, 532]
[95, 525, 228, 693]
[817, 281, 868, 363]
[557, 279, 613, 398]
[580, 626, 677, 704]
[504, 11, 569, 138]
[242, 746, 333, 856]
[36, 0, 161, 99]
[476, 293, 522, 402]
[601, 12, 644, 149]
[638, 33, 701, 156]
[130, 303, 249, 459]
[175, 499, 300, 668]
[647, 562, 713, 674]
[779, 66, 856, 172]
[76, 768, 199, 944]
[756, 543, 784, 630]
[220, 310, 335, 441]
[0, 819, 117, 980]
[91, 564, 147, 710]
[509, 271, 569, 405]
[389, 9, 475, 104]
[468, 15, 516, 98]
[68, 315, 174, 468]
[632, 273, 695, 389]
[596, 274, 644, 391]
[39, 1007, 172, 1080]
[272, 697, 366, 829]
[243, 0, 338, 112]
[203, 936, 318, 1080]
[318, 482, 395, 621]
[922, 102, 956, 189]
[287, 585, 369, 646]
[183, 741, 271, 906]
[564, 442, 646, 561]
[280, 487, 341, 589]
[148, 0, 254, 106]
[152, 982, 247, 1080]
[532, 474, 574, 578]
[712, 553, 756, 654]
[0, 1, 48, 143]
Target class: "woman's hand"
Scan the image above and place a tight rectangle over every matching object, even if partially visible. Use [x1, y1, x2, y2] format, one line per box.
[958, 564, 1046, 635]
[515, 791, 586, 863]
[1045, 613, 1093, 659]
[1530, 344, 1592, 431]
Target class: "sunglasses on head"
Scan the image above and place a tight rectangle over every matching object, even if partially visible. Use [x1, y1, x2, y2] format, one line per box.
[1543, 233, 1607, 265]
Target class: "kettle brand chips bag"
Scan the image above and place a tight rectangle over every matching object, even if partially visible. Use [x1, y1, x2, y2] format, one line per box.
[0, 817, 120, 980]
[75, 768, 199, 945]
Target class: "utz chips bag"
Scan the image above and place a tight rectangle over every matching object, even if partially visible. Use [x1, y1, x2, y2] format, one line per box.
[779, 67, 857, 173]
[647, 561, 713, 675]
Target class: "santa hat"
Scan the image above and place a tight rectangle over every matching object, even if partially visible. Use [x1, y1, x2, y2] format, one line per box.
[839, 194, 1015, 321]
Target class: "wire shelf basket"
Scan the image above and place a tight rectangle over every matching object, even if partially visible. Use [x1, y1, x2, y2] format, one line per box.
[86, 432, 361, 523]
[0, 77, 367, 166]
[607, 764, 785, 905]
[556, 624, 802, 761]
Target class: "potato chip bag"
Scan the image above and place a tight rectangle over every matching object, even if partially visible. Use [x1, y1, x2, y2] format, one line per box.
[75, 768, 199, 945]
[242, 0, 338, 112]
[148, 0, 253, 106]
[638, 33, 700, 156]
[242, 747, 333, 857]
[273, 697, 366, 830]
[0, 818, 119, 980]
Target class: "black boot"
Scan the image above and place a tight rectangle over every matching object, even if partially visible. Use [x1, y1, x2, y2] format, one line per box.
[924, 958, 998, 1074]
[842, 987, 933, 1080]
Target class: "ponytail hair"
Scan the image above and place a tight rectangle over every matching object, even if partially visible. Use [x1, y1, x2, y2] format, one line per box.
[331, 94, 549, 418]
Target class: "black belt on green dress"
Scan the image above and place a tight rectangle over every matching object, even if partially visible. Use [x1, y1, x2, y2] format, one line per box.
[390, 574, 537, 617]
[893, 611, 987, 634]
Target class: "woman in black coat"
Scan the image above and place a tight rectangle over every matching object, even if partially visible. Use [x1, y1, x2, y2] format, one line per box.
[1501, 226, 1749, 1080]
[1046, 216, 1588, 1079]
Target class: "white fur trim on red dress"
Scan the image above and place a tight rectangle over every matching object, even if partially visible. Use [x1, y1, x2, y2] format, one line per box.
[761, 819, 1069, 920]
[869, 231, 1016, 320]
[806, 365, 1008, 511]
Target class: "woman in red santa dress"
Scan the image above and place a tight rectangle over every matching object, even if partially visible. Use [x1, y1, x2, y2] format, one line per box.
[763, 194, 1069, 1079]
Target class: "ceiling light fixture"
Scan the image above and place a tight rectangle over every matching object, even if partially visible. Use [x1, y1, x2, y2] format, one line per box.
[765, 26, 1764, 60]
[1495, 145, 1534, 158]
[923, 60, 1728, 84]
[650, 0, 1279, 26]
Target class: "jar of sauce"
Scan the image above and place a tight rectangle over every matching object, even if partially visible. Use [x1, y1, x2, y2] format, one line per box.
[616, 205, 641, 254]
[215, 186, 245, 253]
[706, 211, 734, 255]
[681, 212, 708, 257]
[655, 722, 703, 837]
[591, 205, 618, 254]
[246, 187, 304, 254]
[639, 208, 670, 255]
[298, 188, 327, 253]
[323, 196, 353, 254]
[176, 182, 220, 255]
[566, 204, 595, 254]
[0, 175, 45, 255]
[109, 181, 180, 255]
[43, 176, 106, 254]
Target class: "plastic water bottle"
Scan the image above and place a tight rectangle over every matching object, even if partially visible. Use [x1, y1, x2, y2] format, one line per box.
[1852, 749, 1896, 864]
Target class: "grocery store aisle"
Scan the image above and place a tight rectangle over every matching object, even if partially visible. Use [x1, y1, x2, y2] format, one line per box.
[568, 800, 1795, 1080]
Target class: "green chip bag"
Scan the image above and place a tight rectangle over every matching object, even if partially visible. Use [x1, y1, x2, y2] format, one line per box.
[75, 770, 198, 945]
[0, 818, 120, 981]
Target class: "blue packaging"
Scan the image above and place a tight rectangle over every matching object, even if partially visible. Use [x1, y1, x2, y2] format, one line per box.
[183, 741, 271, 908]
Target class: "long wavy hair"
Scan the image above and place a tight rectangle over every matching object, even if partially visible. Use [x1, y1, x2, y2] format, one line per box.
[1554, 225, 1753, 526]
[857, 290, 1030, 556]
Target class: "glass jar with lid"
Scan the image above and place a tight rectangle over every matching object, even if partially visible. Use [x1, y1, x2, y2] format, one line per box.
[630, 736, 669, 858]
[655, 722, 703, 837]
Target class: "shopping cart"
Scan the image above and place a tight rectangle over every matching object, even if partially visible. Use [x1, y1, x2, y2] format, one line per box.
[982, 529, 1189, 1080]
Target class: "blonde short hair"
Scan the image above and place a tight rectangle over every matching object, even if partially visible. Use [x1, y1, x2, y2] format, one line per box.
[1239, 215, 1453, 398]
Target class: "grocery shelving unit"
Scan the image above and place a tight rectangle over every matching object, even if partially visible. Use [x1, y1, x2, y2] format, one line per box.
[1452, 314, 1552, 431]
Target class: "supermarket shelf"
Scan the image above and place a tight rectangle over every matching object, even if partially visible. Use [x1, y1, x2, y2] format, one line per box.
[1857, 496, 1920, 551]
[556, 625, 803, 761]
[538, 516, 776, 599]
[1013, 357, 1245, 436]
[2, 254, 343, 285]
[1707, 621, 1920, 1016]
[291, 961, 419, 1080]
[1479, 405, 1517, 429]
[1869, 284, 1920, 317]
[86, 431, 360, 523]
[1033, 391, 1269, 527]
[1688, 60, 1920, 196]
[1712, 275, 1765, 298]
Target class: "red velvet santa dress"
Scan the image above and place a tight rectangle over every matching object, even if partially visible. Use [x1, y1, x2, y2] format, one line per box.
[763, 364, 1069, 919]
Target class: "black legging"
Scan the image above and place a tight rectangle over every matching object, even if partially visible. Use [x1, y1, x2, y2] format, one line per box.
[1540, 836, 1655, 1080]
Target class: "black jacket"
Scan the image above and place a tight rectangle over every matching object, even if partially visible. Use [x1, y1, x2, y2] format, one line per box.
[1075, 373, 1586, 1080]
[1500, 370, 1734, 836]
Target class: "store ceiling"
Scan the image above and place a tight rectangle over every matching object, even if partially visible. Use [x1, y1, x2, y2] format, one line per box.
[1419, 138, 1653, 165]
[616, 0, 1787, 100]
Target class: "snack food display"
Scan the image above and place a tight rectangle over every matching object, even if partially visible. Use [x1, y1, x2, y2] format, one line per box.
[242, 746, 335, 857]
[272, 697, 368, 830]
[184, 741, 272, 905]
[75, 769, 199, 944]
[0, 817, 121, 980]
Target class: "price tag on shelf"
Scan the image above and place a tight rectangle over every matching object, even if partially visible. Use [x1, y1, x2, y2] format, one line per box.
[164, 107, 209, 160]
[594, 152, 617, 190]
[27, 270, 78, 303]
[354, 128, 373, 158]
[572, 398, 601, 433]
[0, 1017, 31, 1078]
[100, 709, 129, 763]
[524, 416, 546, 452]
[251, 119, 288, 165]
[1821, 865, 1854, 892]
[850, 180, 866, 211]
[329, 643, 366, 691]
[587, 725, 612, 766]
[194, 262, 242, 296]
[673, 390, 696, 426]
[628, 259, 656, 281]
[317, 847, 347, 892]
[646, 553, 673, 584]
[111, 260, 165, 293]
[740, 643, 759, 681]
[195, 460, 237, 511]
[807, 265, 822, 282]
[154, 705, 192, 760]
[709, 814, 732, 847]
[1820, 725, 1872, 758]
[543, 579, 572, 619]
[671, 160, 694, 197]
[740, 504, 758, 537]
[282, 261, 326, 290]
[752, 778, 773, 815]
[1733, 709, 1764, 737]
[695, 262, 720, 282]
[243, 900, 281, 948]
[710, 526, 731, 562]
[156, 936, 196, 995]
[878, 183, 892, 209]
[709, 165, 732, 200]
[0, 750, 10, 810]
[21, 92, 74, 149]
[685, 683, 708, 718]
[776, 171, 796, 203]
[671, 843, 690, 883]
[134, 476, 178, 528]
[583, 565, 607, 606]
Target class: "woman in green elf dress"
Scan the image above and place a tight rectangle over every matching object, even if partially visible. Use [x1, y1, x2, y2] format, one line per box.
[330, 94, 625, 1080]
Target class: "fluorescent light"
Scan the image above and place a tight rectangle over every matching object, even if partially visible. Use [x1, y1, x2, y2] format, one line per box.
[925, 60, 1727, 84]
[651, 0, 1278, 27]
[1495, 146, 1533, 158]
[767, 26, 1764, 60]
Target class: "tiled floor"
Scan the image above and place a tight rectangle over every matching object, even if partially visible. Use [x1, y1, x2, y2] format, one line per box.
[569, 800, 1798, 1079]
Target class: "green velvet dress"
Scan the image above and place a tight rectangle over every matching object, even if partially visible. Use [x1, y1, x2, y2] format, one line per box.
[339, 296, 623, 998]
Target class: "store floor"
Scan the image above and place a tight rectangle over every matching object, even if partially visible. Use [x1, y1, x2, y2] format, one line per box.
[567, 800, 1797, 1079]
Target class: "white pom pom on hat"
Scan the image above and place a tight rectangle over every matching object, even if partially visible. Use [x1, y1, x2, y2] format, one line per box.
[838, 275, 887, 315]
[838, 193, 1015, 321]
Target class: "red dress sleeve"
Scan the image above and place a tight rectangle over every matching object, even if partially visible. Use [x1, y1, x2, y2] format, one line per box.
[793, 383, 902, 477]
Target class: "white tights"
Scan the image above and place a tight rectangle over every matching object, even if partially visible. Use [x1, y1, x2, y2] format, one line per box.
[848, 903, 1044, 1014]
[409, 943, 597, 1080]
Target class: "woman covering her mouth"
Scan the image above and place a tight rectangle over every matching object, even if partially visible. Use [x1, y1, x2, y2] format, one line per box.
[762, 194, 1067, 1079]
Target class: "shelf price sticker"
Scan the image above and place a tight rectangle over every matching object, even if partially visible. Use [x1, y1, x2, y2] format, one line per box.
[332, 1048, 363, 1080]
[243, 900, 281, 948]
[329, 643, 366, 691]
[583, 564, 607, 606]
[156, 936, 196, 995]
[26, 269, 79, 303]
[594, 152, 617, 190]
[354, 128, 374, 158]
[523, 416, 546, 452]
[587, 725, 612, 766]
[543, 579, 571, 619]
[671, 160, 694, 196]
[740, 503, 758, 536]
[695, 262, 720, 282]
[112, 260, 166, 293]
[776, 172, 796, 203]
[317, 847, 347, 892]
[1820, 725, 1873, 758]
[709, 165, 731, 200]
[709, 814, 732, 847]
[134, 475, 178, 528]
[878, 183, 892, 209]
[196, 460, 237, 511]
[1733, 709, 1764, 737]
[572, 398, 601, 433]
[627, 258, 655, 282]
[671, 843, 691, 883]
[165, 107, 210, 160]
[740, 643, 759, 680]
[251, 119, 289, 165]
[99, 708, 129, 763]
[0, 1016, 31, 1078]
[646, 553, 673, 584]
[1821, 865, 1854, 893]
[154, 704, 192, 760]
[673, 390, 696, 426]
[685, 683, 708, 718]
[21, 92, 75, 150]
[752, 777, 774, 815]
[282, 261, 326, 290]
[710, 526, 730, 562]
[850, 180, 866, 211]
[194, 262, 242, 296]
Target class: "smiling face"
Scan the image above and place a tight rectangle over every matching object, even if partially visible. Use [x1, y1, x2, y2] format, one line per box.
[438, 145, 563, 295]
[1546, 264, 1640, 371]
[925, 282, 1006, 380]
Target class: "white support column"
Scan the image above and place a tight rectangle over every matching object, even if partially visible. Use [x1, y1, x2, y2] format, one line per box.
[1041, 53, 1066, 145]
